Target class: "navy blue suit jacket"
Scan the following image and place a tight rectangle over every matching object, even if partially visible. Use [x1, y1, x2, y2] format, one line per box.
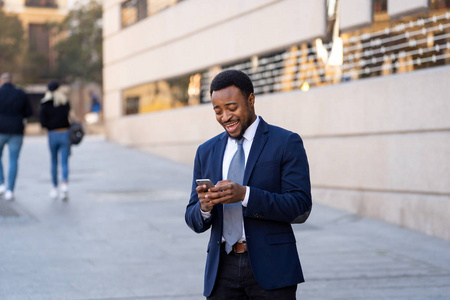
[0, 83, 32, 134]
[185, 118, 312, 297]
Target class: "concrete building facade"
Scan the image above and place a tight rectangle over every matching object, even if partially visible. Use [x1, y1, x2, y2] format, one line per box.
[1, 0, 69, 128]
[1, 0, 68, 76]
[102, 0, 450, 241]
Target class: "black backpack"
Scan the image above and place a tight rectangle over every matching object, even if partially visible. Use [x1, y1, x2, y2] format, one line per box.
[69, 122, 84, 145]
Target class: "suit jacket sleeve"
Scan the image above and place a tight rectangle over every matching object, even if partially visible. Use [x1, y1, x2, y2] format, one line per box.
[244, 132, 312, 223]
[185, 147, 214, 233]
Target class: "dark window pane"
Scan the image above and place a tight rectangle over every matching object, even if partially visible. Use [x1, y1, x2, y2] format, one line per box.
[25, 0, 57, 8]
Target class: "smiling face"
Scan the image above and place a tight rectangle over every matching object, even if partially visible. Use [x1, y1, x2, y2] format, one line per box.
[212, 85, 256, 140]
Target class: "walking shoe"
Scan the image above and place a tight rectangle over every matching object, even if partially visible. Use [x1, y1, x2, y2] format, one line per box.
[4, 190, 14, 201]
[60, 183, 68, 200]
[49, 187, 58, 199]
[0, 184, 5, 195]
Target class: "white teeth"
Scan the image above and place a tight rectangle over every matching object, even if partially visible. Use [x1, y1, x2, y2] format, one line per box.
[226, 121, 238, 128]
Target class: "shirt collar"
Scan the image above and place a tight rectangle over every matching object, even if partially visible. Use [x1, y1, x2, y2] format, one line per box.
[243, 115, 260, 142]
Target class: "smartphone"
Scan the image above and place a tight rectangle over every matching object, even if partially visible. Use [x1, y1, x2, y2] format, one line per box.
[196, 179, 215, 189]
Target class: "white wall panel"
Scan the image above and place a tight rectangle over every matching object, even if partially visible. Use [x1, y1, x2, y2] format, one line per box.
[388, 0, 429, 19]
[103, 3, 121, 38]
[313, 188, 450, 241]
[103, 0, 282, 64]
[103, 0, 122, 10]
[103, 0, 326, 92]
[339, 0, 372, 32]
[306, 132, 450, 194]
[103, 90, 122, 121]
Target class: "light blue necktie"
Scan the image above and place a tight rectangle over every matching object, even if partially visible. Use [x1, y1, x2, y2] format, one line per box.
[223, 138, 245, 254]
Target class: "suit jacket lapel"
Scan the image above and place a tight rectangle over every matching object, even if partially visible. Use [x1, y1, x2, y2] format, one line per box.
[243, 118, 269, 185]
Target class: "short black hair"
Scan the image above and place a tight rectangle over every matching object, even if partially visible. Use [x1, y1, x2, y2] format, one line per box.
[210, 69, 254, 99]
[47, 80, 60, 92]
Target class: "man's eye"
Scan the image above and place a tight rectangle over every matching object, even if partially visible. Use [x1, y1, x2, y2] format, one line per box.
[229, 107, 237, 111]
[215, 111, 222, 115]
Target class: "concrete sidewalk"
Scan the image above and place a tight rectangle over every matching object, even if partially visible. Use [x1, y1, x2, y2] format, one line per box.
[1, 135, 449, 300]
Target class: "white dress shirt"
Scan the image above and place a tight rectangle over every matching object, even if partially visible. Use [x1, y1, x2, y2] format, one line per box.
[201, 116, 260, 241]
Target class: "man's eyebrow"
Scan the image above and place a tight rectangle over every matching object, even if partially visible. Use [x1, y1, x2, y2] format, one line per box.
[214, 102, 238, 110]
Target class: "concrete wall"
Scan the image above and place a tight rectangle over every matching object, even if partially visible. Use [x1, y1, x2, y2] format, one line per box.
[105, 66, 450, 241]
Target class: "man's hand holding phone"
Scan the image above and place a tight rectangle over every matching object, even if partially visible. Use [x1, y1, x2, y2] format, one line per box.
[196, 179, 246, 212]
[206, 180, 246, 205]
[196, 179, 215, 212]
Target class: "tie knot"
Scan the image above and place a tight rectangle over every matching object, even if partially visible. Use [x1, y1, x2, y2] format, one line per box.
[237, 138, 244, 146]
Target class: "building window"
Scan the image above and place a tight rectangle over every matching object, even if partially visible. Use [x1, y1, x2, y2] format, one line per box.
[25, 0, 58, 8]
[431, 0, 450, 9]
[374, 0, 387, 14]
[28, 23, 52, 76]
[121, 0, 185, 28]
[121, 0, 147, 28]
[122, 73, 202, 115]
[29, 24, 50, 54]
[124, 96, 140, 115]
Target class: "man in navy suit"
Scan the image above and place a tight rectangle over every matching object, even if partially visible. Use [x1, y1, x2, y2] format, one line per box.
[185, 70, 312, 299]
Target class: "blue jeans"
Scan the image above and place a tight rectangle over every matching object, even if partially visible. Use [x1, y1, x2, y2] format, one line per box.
[0, 134, 24, 191]
[48, 130, 70, 187]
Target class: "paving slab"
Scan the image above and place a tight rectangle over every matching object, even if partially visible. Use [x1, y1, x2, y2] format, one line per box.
[0, 135, 449, 300]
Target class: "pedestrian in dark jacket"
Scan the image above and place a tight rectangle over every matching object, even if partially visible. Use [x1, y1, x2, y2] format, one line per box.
[0, 73, 33, 200]
[39, 81, 71, 200]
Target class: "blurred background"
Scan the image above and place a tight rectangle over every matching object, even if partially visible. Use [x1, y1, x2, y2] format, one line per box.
[1, 0, 449, 241]
[0, 0, 102, 133]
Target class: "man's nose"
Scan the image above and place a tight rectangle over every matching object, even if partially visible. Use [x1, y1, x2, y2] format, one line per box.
[222, 111, 231, 122]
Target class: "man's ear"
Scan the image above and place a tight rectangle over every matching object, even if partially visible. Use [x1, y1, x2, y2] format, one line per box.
[248, 93, 255, 108]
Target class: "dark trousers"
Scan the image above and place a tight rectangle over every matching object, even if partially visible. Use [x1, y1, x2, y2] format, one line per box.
[207, 247, 297, 300]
